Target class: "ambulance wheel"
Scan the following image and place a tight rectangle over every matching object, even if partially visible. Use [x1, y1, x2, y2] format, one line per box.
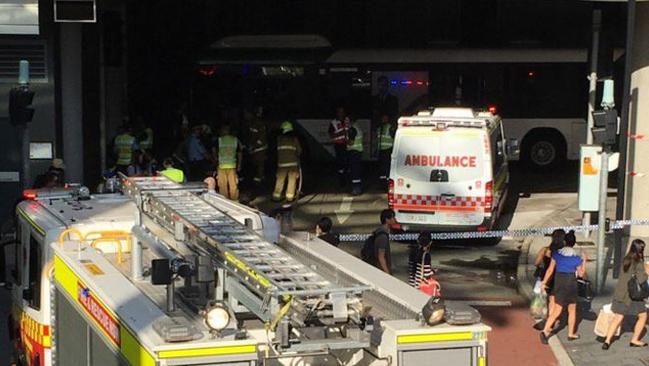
[523, 132, 566, 169]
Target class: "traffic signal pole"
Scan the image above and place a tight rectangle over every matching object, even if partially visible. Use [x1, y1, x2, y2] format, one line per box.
[583, 8, 602, 236]
[596, 146, 608, 294]
[15, 61, 32, 189]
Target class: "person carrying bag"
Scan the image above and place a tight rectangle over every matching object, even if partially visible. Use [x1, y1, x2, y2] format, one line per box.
[602, 239, 649, 350]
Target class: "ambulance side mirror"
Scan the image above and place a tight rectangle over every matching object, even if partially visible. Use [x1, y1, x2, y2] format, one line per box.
[506, 138, 520, 159]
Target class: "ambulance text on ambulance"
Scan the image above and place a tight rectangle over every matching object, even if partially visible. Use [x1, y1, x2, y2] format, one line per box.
[404, 155, 477, 168]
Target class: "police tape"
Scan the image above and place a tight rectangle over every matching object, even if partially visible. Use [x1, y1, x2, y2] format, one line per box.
[337, 218, 649, 242]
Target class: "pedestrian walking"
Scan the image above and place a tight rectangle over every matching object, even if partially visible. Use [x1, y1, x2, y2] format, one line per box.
[215, 124, 242, 200]
[272, 121, 301, 202]
[533, 229, 566, 329]
[329, 106, 349, 186]
[408, 231, 435, 289]
[540, 231, 586, 344]
[159, 158, 185, 183]
[315, 217, 339, 247]
[347, 118, 363, 196]
[602, 239, 649, 350]
[376, 113, 395, 183]
[367, 209, 396, 274]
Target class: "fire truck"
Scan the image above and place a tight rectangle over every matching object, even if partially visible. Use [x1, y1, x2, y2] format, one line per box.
[8, 177, 490, 365]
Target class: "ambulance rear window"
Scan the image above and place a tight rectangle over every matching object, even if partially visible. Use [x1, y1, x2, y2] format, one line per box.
[394, 128, 488, 182]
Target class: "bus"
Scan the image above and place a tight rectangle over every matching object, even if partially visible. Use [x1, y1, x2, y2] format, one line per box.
[193, 35, 593, 168]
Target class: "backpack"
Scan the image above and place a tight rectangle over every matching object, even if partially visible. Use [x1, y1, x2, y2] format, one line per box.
[361, 230, 387, 265]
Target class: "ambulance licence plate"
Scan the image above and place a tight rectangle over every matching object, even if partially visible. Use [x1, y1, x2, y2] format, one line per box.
[401, 213, 435, 224]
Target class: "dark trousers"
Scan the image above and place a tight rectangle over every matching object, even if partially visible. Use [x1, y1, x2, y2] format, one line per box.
[379, 149, 391, 180]
[188, 160, 211, 182]
[348, 151, 362, 194]
[334, 144, 347, 175]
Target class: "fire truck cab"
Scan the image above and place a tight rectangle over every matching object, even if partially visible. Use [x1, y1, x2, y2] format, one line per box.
[388, 108, 514, 232]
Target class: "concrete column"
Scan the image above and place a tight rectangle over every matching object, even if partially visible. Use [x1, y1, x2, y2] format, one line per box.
[59, 23, 84, 183]
[625, 3, 649, 237]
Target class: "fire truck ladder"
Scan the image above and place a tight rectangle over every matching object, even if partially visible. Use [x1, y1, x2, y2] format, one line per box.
[123, 177, 368, 332]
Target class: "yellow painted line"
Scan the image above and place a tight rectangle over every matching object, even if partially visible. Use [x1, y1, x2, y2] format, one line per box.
[17, 206, 45, 236]
[158, 344, 257, 359]
[397, 332, 474, 344]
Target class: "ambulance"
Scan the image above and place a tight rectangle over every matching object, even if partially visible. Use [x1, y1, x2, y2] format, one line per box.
[388, 108, 515, 232]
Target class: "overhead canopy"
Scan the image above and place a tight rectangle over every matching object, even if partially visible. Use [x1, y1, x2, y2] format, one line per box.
[199, 34, 333, 65]
[325, 48, 590, 64]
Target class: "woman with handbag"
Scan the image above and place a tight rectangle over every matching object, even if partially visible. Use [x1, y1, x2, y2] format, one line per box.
[602, 239, 649, 350]
[533, 229, 566, 328]
[540, 231, 586, 344]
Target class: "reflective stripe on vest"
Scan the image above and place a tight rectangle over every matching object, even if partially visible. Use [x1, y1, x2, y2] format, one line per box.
[378, 124, 394, 151]
[277, 136, 299, 167]
[331, 119, 347, 144]
[348, 126, 363, 152]
[218, 135, 238, 169]
[160, 168, 184, 183]
[115, 134, 135, 165]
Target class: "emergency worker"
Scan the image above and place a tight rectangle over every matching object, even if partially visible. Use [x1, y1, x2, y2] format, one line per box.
[377, 113, 395, 182]
[186, 125, 211, 181]
[215, 124, 242, 200]
[329, 106, 349, 185]
[347, 118, 363, 196]
[244, 108, 268, 185]
[159, 158, 185, 183]
[273, 121, 301, 202]
[114, 125, 138, 175]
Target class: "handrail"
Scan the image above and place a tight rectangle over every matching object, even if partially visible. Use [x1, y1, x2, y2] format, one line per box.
[57, 228, 84, 246]
[84, 230, 132, 251]
[91, 238, 125, 264]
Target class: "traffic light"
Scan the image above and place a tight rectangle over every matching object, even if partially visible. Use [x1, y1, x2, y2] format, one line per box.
[591, 109, 617, 147]
[8, 87, 35, 125]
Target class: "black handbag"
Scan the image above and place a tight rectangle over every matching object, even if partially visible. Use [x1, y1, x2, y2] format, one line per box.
[577, 278, 594, 301]
[627, 275, 649, 301]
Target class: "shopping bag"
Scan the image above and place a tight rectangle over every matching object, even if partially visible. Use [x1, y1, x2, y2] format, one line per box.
[594, 305, 621, 337]
[533, 279, 543, 295]
[530, 292, 547, 320]
[420, 277, 442, 297]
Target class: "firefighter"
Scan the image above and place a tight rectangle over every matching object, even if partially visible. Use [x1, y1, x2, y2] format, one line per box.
[377, 113, 395, 182]
[215, 124, 242, 200]
[159, 158, 185, 183]
[273, 121, 301, 202]
[113, 124, 138, 175]
[347, 118, 363, 196]
[244, 108, 268, 186]
[329, 106, 349, 186]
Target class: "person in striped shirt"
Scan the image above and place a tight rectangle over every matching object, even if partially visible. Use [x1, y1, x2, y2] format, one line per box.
[408, 231, 436, 289]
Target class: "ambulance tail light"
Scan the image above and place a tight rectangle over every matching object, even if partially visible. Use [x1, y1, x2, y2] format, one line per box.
[23, 190, 37, 200]
[484, 181, 493, 212]
[387, 179, 395, 208]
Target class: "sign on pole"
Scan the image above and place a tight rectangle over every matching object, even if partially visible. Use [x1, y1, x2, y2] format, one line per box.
[579, 145, 619, 212]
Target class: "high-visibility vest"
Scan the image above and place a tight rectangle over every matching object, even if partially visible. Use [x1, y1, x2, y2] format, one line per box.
[347, 125, 363, 152]
[377, 124, 394, 151]
[277, 135, 299, 167]
[140, 128, 154, 151]
[160, 167, 184, 183]
[330, 119, 348, 145]
[218, 135, 238, 169]
[115, 133, 135, 166]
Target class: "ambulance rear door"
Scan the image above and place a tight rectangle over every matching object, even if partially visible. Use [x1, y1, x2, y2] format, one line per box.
[390, 126, 492, 229]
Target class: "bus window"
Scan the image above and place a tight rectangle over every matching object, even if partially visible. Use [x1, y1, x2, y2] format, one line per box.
[26, 234, 42, 310]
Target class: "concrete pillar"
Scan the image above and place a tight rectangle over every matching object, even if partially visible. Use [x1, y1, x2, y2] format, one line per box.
[59, 23, 84, 183]
[625, 3, 649, 237]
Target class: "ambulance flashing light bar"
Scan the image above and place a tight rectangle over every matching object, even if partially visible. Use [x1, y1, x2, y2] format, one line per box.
[398, 107, 498, 128]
